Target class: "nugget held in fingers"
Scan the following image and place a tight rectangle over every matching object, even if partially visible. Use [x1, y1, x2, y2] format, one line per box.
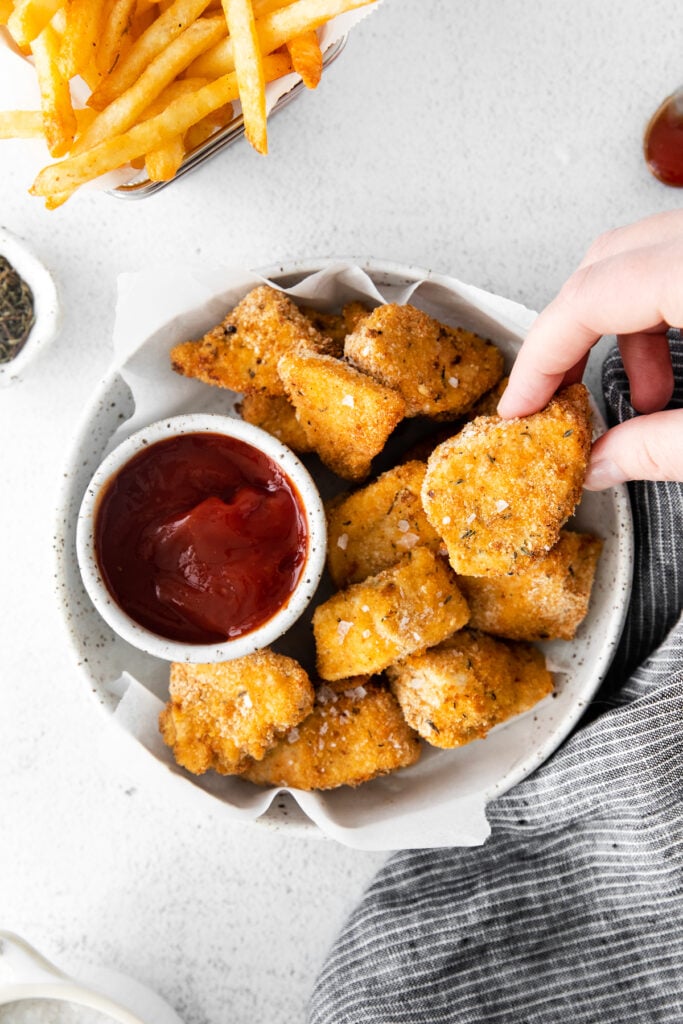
[458, 529, 603, 641]
[313, 546, 470, 681]
[387, 629, 553, 748]
[326, 461, 442, 587]
[278, 347, 406, 481]
[170, 285, 327, 395]
[159, 651, 315, 776]
[344, 303, 504, 419]
[241, 678, 422, 790]
[422, 384, 592, 577]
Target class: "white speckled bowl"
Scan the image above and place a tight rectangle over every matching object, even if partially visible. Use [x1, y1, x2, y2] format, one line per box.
[76, 413, 326, 664]
[0, 225, 59, 385]
[55, 260, 634, 849]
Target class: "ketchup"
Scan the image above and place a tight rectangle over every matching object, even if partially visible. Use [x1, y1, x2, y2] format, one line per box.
[644, 91, 683, 187]
[95, 433, 308, 644]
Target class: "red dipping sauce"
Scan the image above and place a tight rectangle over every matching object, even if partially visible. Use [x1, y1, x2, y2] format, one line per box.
[94, 433, 308, 644]
[644, 91, 683, 187]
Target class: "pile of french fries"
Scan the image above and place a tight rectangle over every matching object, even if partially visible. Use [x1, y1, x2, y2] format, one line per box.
[0, 0, 375, 207]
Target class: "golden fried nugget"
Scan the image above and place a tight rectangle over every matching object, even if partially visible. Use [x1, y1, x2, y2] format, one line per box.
[236, 392, 315, 453]
[458, 530, 603, 641]
[326, 461, 442, 587]
[342, 301, 371, 334]
[170, 285, 326, 396]
[468, 375, 510, 419]
[241, 678, 421, 790]
[344, 303, 504, 420]
[387, 629, 553, 748]
[159, 651, 315, 776]
[313, 546, 470, 681]
[421, 384, 592, 577]
[278, 347, 406, 481]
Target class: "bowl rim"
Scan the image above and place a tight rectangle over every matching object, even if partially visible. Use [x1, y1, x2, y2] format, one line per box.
[0, 225, 60, 384]
[75, 412, 327, 664]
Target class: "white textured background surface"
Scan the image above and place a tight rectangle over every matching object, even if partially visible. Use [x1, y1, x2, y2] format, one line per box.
[0, 1, 680, 1021]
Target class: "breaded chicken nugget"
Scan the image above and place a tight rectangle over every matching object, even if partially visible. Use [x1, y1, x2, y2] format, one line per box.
[170, 285, 326, 396]
[467, 375, 510, 419]
[236, 392, 315, 453]
[344, 303, 504, 420]
[342, 301, 372, 334]
[159, 651, 314, 776]
[241, 678, 421, 790]
[387, 629, 553, 748]
[278, 347, 406, 481]
[326, 461, 442, 587]
[421, 384, 592, 577]
[458, 530, 603, 641]
[313, 546, 470, 681]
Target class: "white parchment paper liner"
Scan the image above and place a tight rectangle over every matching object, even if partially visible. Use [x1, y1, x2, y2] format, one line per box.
[0, 4, 381, 191]
[77, 260, 632, 851]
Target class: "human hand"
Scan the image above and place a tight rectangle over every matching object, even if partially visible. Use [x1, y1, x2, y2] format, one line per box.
[497, 211, 683, 489]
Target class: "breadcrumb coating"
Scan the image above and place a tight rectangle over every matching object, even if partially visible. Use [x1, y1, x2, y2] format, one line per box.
[326, 460, 442, 587]
[458, 530, 603, 641]
[344, 303, 504, 419]
[299, 302, 372, 358]
[278, 346, 405, 481]
[236, 392, 315, 453]
[313, 546, 470, 681]
[241, 678, 421, 790]
[388, 629, 553, 748]
[421, 384, 592, 577]
[159, 651, 314, 775]
[169, 285, 326, 396]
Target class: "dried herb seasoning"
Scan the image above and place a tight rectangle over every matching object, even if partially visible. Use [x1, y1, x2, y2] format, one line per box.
[0, 255, 35, 363]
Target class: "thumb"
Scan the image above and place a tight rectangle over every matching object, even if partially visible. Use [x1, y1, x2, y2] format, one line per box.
[584, 408, 683, 489]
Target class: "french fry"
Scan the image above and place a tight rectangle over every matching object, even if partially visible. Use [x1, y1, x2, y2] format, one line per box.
[71, 14, 226, 154]
[7, 0, 63, 47]
[183, 99, 233, 149]
[31, 51, 293, 201]
[285, 28, 321, 88]
[57, 0, 105, 79]
[31, 23, 78, 156]
[0, 107, 94, 137]
[95, 0, 138, 76]
[0, 0, 14, 24]
[88, 0, 214, 109]
[145, 133, 185, 178]
[188, 0, 372, 78]
[222, 0, 267, 154]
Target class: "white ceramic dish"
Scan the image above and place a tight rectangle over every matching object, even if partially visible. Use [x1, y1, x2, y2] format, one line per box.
[54, 259, 634, 850]
[76, 413, 326, 664]
[0, 225, 59, 386]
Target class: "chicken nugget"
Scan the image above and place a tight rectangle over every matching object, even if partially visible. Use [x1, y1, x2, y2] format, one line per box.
[298, 307, 346, 357]
[278, 347, 406, 481]
[458, 530, 603, 641]
[170, 285, 325, 396]
[326, 461, 442, 587]
[236, 392, 315, 453]
[387, 629, 553, 748]
[344, 303, 504, 419]
[313, 546, 470, 681]
[467, 375, 510, 419]
[159, 650, 315, 776]
[342, 301, 372, 334]
[422, 384, 592, 577]
[241, 678, 421, 790]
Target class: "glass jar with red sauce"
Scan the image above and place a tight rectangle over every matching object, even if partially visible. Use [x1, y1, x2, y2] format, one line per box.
[76, 416, 326, 662]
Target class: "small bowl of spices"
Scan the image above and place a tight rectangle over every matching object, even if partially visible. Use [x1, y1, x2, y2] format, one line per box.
[0, 225, 59, 385]
[76, 413, 327, 663]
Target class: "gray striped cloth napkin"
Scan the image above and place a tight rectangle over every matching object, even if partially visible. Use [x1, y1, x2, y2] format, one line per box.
[309, 338, 683, 1024]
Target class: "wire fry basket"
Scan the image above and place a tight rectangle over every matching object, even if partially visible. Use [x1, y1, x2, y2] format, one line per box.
[110, 34, 347, 199]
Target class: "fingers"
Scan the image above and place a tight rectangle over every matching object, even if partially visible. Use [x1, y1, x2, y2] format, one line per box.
[618, 331, 674, 412]
[577, 210, 683, 269]
[498, 236, 683, 419]
[584, 408, 683, 489]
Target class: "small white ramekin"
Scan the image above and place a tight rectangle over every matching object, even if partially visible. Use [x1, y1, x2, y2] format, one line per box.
[76, 413, 326, 664]
[0, 225, 60, 386]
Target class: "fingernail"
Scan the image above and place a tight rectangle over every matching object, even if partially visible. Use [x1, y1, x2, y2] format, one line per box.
[584, 459, 623, 491]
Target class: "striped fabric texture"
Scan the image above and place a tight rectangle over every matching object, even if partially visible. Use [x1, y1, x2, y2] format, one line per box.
[309, 340, 683, 1024]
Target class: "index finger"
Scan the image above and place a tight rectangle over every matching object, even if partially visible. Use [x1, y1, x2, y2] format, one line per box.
[498, 236, 683, 418]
